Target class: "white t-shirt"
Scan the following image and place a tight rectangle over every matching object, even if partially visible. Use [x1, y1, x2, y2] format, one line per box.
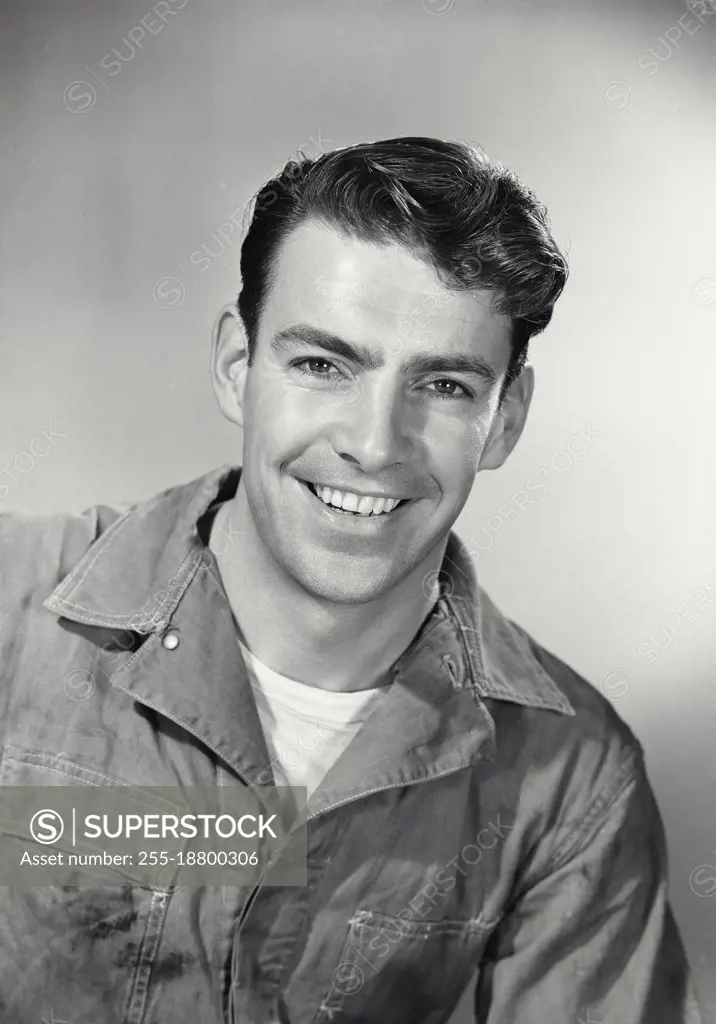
[238, 640, 388, 799]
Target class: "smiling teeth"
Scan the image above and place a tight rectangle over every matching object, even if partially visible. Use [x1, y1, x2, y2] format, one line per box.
[315, 486, 401, 515]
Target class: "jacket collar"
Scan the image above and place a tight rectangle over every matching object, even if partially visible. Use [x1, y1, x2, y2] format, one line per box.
[44, 465, 573, 718]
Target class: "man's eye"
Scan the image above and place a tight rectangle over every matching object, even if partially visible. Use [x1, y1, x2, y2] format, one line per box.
[292, 357, 341, 378]
[423, 378, 473, 400]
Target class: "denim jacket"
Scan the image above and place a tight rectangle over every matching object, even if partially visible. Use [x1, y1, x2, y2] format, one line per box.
[0, 465, 703, 1024]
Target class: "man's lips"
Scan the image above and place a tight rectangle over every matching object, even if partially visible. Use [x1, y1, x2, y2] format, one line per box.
[300, 478, 413, 502]
[297, 478, 413, 519]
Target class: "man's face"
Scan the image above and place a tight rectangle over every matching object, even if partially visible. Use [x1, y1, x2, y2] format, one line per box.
[228, 220, 527, 604]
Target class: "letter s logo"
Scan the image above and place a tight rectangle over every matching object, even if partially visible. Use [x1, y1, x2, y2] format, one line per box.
[690, 863, 716, 898]
[30, 809, 64, 845]
[63, 81, 96, 115]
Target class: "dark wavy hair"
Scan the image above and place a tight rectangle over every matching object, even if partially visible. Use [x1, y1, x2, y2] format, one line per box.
[237, 137, 568, 397]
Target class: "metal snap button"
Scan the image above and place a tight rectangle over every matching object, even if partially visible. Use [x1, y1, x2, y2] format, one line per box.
[162, 631, 180, 650]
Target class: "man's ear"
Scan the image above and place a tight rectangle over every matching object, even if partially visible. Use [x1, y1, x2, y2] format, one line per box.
[210, 304, 249, 429]
[479, 364, 535, 471]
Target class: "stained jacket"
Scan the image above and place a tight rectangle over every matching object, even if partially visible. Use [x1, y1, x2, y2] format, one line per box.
[0, 464, 703, 1024]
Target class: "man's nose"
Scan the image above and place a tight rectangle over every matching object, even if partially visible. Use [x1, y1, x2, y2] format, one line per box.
[326, 374, 418, 476]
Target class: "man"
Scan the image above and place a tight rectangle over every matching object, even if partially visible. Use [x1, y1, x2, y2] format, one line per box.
[0, 138, 703, 1023]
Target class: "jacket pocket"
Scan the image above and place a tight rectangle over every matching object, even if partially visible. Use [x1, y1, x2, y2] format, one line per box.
[316, 907, 498, 1024]
[0, 743, 172, 1024]
[0, 742, 133, 787]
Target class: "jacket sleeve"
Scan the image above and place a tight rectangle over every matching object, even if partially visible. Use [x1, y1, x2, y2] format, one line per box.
[474, 751, 703, 1024]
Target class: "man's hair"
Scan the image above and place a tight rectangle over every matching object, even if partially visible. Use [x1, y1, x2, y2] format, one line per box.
[237, 137, 568, 396]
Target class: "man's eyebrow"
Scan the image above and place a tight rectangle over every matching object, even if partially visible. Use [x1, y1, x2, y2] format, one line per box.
[271, 324, 498, 386]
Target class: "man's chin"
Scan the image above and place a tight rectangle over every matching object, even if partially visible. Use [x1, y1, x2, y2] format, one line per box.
[278, 530, 446, 608]
[296, 571, 397, 606]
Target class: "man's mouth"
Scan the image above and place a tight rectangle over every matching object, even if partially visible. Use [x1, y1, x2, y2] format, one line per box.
[301, 480, 410, 517]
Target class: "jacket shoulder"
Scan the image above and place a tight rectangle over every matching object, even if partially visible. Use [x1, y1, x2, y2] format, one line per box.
[512, 615, 642, 754]
[0, 502, 134, 605]
[475, 587, 649, 832]
[481, 611, 657, 883]
[476, 584, 640, 757]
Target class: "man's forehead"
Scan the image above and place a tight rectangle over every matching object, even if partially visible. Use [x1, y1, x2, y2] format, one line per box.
[268, 220, 499, 326]
[312, 271, 473, 321]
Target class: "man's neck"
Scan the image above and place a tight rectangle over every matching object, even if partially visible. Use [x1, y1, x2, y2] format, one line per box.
[208, 492, 445, 693]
